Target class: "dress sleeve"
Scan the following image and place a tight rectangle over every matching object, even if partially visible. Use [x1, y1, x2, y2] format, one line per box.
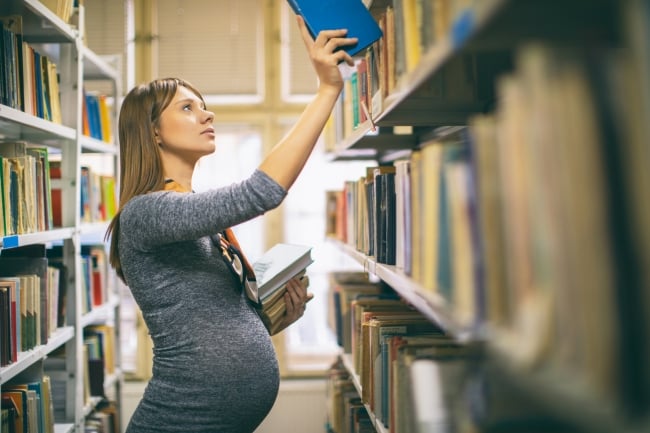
[119, 169, 287, 249]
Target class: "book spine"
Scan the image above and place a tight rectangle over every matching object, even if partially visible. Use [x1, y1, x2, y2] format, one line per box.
[285, 0, 302, 16]
[284, 0, 319, 39]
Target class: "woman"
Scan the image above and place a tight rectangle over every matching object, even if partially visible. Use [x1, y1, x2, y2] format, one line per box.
[105, 16, 357, 433]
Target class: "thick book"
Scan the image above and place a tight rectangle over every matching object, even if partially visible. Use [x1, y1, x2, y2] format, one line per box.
[285, 0, 383, 57]
[250, 243, 314, 334]
[257, 273, 310, 336]
[252, 243, 314, 303]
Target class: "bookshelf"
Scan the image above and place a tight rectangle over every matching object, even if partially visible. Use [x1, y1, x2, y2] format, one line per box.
[0, 0, 122, 432]
[325, 0, 650, 433]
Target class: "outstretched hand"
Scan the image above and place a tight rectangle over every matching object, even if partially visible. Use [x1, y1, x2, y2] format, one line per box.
[296, 15, 358, 94]
[276, 275, 313, 332]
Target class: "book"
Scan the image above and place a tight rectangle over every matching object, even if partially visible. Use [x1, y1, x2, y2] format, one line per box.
[0, 244, 51, 346]
[285, 0, 383, 57]
[1, 391, 26, 433]
[392, 336, 470, 433]
[0, 286, 10, 366]
[0, 16, 24, 111]
[252, 243, 314, 303]
[249, 243, 314, 334]
[327, 271, 390, 351]
[361, 313, 443, 410]
[0, 277, 20, 364]
[257, 273, 310, 336]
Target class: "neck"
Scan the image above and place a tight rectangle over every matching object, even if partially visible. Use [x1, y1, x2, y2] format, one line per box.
[162, 158, 195, 192]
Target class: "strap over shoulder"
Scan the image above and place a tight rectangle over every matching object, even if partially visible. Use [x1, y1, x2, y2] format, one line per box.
[213, 229, 259, 305]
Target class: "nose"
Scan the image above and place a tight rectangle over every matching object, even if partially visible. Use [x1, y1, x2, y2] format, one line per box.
[202, 108, 214, 123]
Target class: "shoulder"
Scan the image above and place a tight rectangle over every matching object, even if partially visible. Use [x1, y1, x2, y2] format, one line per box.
[120, 191, 178, 218]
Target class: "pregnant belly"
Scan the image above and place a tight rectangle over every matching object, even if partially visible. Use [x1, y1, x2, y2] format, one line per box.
[132, 320, 280, 432]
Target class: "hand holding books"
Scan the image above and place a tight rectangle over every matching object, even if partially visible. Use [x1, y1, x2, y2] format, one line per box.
[265, 273, 314, 335]
[252, 243, 314, 335]
[214, 231, 314, 335]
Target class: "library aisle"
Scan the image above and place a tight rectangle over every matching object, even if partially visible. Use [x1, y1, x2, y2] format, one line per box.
[3, 0, 650, 433]
[322, 0, 650, 432]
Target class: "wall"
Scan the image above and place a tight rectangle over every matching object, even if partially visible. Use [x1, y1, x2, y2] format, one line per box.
[121, 379, 329, 433]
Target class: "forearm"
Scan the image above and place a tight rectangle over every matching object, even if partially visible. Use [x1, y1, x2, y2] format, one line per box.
[258, 84, 341, 190]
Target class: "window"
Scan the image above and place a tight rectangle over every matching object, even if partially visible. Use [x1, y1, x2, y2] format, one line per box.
[83, 0, 133, 93]
[279, 127, 370, 373]
[197, 122, 369, 374]
[279, 2, 318, 103]
[155, 0, 265, 105]
[192, 124, 264, 258]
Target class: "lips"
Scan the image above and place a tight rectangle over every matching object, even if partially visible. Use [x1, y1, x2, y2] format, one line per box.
[201, 128, 215, 135]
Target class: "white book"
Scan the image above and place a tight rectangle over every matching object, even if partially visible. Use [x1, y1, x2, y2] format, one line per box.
[253, 243, 313, 303]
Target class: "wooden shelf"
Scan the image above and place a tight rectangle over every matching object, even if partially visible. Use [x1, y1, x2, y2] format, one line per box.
[337, 241, 479, 341]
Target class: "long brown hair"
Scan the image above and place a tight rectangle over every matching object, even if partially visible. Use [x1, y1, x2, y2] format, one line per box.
[105, 77, 205, 281]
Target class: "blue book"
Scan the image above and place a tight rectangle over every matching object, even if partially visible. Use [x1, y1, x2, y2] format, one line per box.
[286, 0, 383, 57]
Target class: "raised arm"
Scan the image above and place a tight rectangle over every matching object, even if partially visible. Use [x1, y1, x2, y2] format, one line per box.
[258, 16, 358, 190]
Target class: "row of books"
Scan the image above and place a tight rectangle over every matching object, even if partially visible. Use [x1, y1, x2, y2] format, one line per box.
[0, 142, 55, 237]
[328, 39, 649, 409]
[44, 333, 117, 426]
[326, 271, 477, 433]
[0, 16, 115, 142]
[2, 376, 119, 433]
[327, 165, 403, 267]
[83, 90, 114, 144]
[326, 359, 373, 433]
[0, 242, 111, 368]
[326, 0, 479, 146]
[387, 0, 481, 76]
[1, 375, 56, 433]
[50, 162, 118, 227]
[80, 166, 117, 224]
[85, 400, 120, 433]
[468, 42, 631, 402]
[80, 245, 110, 315]
[0, 16, 63, 124]
[0, 244, 66, 367]
[0, 142, 117, 234]
[84, 324, 117, 399]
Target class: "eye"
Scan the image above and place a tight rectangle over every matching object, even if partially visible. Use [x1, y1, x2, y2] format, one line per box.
[182, 104, 192, 111]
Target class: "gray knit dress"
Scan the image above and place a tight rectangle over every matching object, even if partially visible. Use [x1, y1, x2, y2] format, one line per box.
[119, 170, 287, 433]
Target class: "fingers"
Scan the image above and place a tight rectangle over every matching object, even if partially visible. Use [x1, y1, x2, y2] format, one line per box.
[314, 29, 352, 47]
[295, 15, 357, 64]
[287, 278, 309, 303]
[315, 32, 357, 65]
[296, 15, 314, 49]
[283, 291, 305, 318]
[284, 277, 312, 318]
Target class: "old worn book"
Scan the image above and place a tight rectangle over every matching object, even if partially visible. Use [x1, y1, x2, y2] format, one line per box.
[257, 273, 310, 336]
[252, 243, 313, 304]
[251, 243, 313, 335]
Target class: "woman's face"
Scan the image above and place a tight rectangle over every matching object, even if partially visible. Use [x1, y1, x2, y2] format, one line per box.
[155, 85, 216, 164]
